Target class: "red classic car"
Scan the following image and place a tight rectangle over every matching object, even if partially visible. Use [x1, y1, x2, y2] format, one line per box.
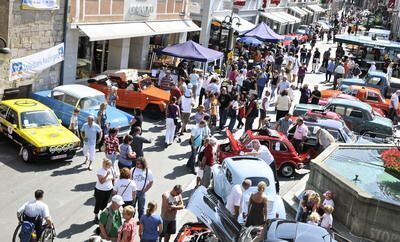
[217, 129, 310, 177]
[283, 34, 308, 45]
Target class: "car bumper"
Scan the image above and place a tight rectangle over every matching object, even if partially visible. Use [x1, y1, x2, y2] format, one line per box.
[33, 149, 77, 161]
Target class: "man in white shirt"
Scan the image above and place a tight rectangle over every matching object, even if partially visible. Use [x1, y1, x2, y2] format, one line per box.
[313, 126, 335, 152]
[132, 157, 154, 219]
[226, 180, 252, 219]
[242, 140, 280, 192]
[292, 118, 308, 153]
[277, 77, 290, 94]
[180, 86, 195, 133]
[17, 189, 53, 235]
[189, 71, 200, 98]
[368, 61, 376, 73]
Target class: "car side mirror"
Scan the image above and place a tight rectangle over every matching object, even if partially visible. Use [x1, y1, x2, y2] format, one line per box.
[12, 124, 17, 129]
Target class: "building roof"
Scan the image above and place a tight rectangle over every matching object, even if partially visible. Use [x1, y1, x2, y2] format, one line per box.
[53, 84, 104, 99]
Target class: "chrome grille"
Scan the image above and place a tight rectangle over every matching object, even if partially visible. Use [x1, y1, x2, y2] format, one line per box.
[49, 143, 75, 153]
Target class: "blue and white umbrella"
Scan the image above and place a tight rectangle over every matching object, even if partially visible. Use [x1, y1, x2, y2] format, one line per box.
[238, 36, 263, 46]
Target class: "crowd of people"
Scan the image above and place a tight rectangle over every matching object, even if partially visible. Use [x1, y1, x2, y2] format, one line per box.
[19, 4, 400, 242]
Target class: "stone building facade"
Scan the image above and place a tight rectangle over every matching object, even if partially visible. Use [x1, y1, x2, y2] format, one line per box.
[0, 0, 65, 97]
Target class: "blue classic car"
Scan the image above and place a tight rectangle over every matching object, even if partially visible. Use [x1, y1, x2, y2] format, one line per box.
[31, 84, 132, 137]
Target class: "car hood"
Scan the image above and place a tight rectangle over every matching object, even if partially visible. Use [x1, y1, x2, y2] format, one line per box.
[226, 129, 241, 151]
[141, 86, 170, 102]
[188, 186, 241, 242]
[21, 126, 80, 147]
[265, 219, 336, 242]
[84, 107, 132, 129]
[320, 90, 341, 99]
[371, 116, 393, 129]
[293, 104, 324, 117]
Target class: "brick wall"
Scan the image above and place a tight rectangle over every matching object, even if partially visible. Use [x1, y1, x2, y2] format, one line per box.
[3, 0, 66, 92]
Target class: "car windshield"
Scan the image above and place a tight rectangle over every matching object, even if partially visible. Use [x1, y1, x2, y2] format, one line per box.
[21, 110, 59, 128]
[79, 95, 106, 109]
[342, 126, 357, 143]
[247, 177, 270, 188]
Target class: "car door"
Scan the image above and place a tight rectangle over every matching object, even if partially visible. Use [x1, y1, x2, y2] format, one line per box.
[221, 166, 234, 201]
[0, 104, 10, 135]
[3, 108, 23, 145]
[328, 104, 350, 125]
[344, 107, 364, 133]
[60, 94, 79, 126]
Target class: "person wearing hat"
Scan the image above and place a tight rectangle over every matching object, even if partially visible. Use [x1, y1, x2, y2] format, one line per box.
[291, 118, 308, 153]
[368, 61, 376, 73]
[314, 126, 335, 153]
[98, 195, 124, 241]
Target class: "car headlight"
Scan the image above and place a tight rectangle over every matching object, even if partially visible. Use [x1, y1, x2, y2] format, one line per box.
[35, 147, 47, 153]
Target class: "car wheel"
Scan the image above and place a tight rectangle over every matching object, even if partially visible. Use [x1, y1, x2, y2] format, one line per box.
[144, 104, 162, 120]
[21, 147, 32, 163]
[279, 163, 295, 178]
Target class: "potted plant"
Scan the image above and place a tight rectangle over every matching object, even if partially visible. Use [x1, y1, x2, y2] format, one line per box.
[381, 148, 400, 179]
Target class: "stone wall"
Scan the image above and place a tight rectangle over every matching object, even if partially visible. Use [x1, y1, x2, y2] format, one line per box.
[1, 0, 65, 93]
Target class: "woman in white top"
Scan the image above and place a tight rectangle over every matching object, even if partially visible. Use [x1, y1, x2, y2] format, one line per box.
[94, 159, 116, 223]
[227, 94, 240, 132]
[113, 167, 137, 207]
[275, 89, 291, 121]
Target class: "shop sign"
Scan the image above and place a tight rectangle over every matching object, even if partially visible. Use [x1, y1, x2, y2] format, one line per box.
[124, 0, 157, 21]
[21, 0, 59, 10]
[9, 43, 64, 81]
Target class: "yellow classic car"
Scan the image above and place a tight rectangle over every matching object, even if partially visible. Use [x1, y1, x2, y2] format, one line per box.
[0, 99, 80, 162]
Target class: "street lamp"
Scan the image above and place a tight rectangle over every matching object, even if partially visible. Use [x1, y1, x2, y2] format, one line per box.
[222, 14, 241, 63]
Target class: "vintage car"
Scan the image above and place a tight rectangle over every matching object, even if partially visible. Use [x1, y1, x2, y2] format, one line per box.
[31, 85, 133, 138]
[211, 156, 286, 222]
[283, 34, 308, 46]
[339, 71, 400, 97]
[321, 86, 398, 116]
[217, 129, 309, 177]
[292, 109, 343, 122]
[187, 186, 338, 242]
[88, 69, 170, 117]
[0, 99, 80, 162]
[293, 98, 394, 138]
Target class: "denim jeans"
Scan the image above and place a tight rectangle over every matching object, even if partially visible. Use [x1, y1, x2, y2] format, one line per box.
[257, 85, 265, 99]
[186, 146, 198, 172]
[228, 113, 237, 131]
[136, 191, 146, 220]
[219, 108, 228, 129]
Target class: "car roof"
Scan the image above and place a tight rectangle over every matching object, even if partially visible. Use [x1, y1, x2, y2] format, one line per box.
[368, 71, 386, 77]
[304, 118, 344, 130]
[1, 99, 50, 113]
[53, 84, 104, 99]
[328, 98, 372, 111]
[225, 156, 271, 180]
[349, 85, 381, 93]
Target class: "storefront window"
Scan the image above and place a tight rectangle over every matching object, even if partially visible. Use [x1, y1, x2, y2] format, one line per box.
[76, 36, 109, 79]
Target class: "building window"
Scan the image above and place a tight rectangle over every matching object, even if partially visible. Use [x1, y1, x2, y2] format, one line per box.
[77, 36, 109, 79]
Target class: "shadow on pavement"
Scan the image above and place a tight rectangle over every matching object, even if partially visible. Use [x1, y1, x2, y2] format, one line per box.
[143, 135, 164, 152]
[278, 170, 309, 182]
[168, 151, 191, 161]
[71, 181, 96, 192]
[83, 196, 96, 206]
[51, 164, 88, 176]
[57, 220, 95, 239]
[164, 164, 192, 180]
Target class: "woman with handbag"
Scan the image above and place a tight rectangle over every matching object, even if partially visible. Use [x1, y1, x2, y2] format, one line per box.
[118, 135, 136, 170]
[165, 96, 180, 148]
[94, 159, 116, 223]
[113, 168, 137, 207]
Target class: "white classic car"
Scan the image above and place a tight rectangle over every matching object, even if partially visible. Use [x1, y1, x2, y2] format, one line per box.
[211, 156, 286, 221]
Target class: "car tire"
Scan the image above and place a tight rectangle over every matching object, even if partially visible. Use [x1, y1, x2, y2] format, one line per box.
[21, 146, 32, 163]
[144, 104, 162, 120]
[279, 163, 295, 178]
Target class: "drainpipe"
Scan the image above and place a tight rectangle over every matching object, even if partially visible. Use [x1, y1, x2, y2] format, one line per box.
[60, 0, 69, 85]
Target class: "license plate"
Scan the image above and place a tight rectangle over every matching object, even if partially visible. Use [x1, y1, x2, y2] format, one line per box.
[51, 154, 67, 160]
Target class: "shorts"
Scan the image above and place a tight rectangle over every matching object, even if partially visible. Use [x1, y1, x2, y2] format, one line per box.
[260, 109, 267, 119]
[161, 220, 176, 236]
[83, 143, 96, 161]
[181, 112, 190, 124]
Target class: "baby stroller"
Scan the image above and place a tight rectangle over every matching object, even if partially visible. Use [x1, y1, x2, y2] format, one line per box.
[174, 118, 182, 143]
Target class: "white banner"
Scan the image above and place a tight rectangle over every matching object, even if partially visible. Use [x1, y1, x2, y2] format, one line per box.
[21, 0, 59, 10]
[10, 43, 64, 81]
